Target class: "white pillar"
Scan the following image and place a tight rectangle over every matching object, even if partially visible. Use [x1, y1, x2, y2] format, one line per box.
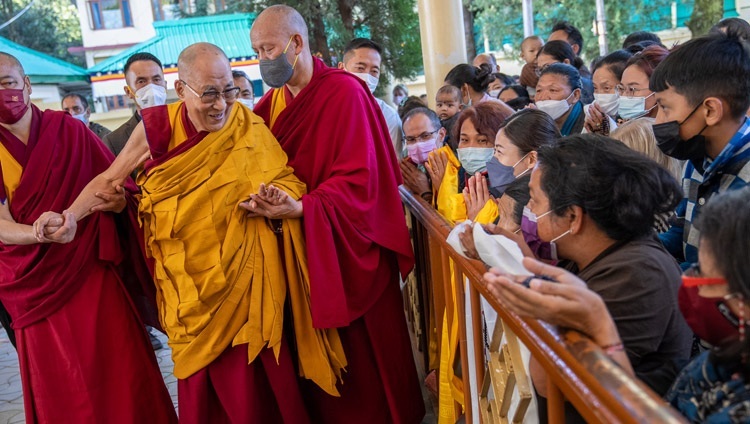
[595, 0, 608, 56]
[522, 0, 534, 37]
[417, 0, 468, 109]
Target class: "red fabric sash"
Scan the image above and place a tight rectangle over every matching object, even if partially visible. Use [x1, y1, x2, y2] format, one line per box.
[141, 102, 208, 173]
[255, 57, 415, 328]
[0, 107, 155, 329]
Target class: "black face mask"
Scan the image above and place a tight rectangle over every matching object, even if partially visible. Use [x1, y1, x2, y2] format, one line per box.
[653, 102, 708, 163]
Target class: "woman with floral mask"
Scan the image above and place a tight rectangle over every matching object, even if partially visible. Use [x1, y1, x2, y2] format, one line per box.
[616, 45, 669, 121]
[485, 186, 750, 424]
[584, 49, 633, 135]
[426, 101, 513, 224]
[491, 134, 691, 404]
[535, 63, 585, 136]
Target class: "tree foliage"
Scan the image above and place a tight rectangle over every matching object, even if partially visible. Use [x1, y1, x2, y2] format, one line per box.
[0, 0, 83, 66]
[686, 0, 723, 37]
[472, 0, 670, 64]
[222, 0, 423, 89]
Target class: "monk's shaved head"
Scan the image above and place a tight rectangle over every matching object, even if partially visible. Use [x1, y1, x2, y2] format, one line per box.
[0, 52, 25, 78]
[177, 42, 230, 81]
[252, 5, 309, 45]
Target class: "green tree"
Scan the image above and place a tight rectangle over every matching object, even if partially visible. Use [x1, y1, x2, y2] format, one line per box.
[225, 0, 423, 92]
[472, 0, 669, 65]
[686, 0, 723, 37]
[0, 0, 83, 66]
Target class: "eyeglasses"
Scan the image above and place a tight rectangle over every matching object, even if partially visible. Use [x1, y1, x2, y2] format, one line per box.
[404, 129, 440, 144]
[681, 263, 728, 287]
[615, 84, 652, 98]
[180, 80, 241, 104]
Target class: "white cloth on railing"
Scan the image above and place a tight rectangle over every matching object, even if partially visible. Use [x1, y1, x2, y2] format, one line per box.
[446, 221, 532, 276]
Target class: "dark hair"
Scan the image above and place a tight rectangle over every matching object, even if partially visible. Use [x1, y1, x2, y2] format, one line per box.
[506, 174, 531, 225]
[398, 95, 427, 120]
[453, 102, 514, 146]
[538, 40, 583, 70]
[539, 62, 582, 91]
[343, 37, 383, 59]
[710, 17, 750, 41]
[650, 33, 750, 120]
[501, 109, 560, 155]
[445, 63, 495, 93]
[695, 187, 750, 299]
[696, 187, 750, 377]
[622, 31, 662, 49]
[551, 21, 584, 54]
[625, 44, 669, 80]
[123, 52, 163, 76]
[492, 72, 515, 87]
[536, 134, 682, 241]
[437, 84, 462, 101]
[232, 69, 251, 84]
[62, 93, 88, 110]
[499, 85, 529, 100]
[591, 49, 633, 82]
[505, 97, 532, 110]
[402, 107, 442, 132]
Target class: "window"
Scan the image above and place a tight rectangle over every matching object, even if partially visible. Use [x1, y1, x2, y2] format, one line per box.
[105, 95, 130, 111]
[151, 0, 189, 21]
[88, 0, 133, 30]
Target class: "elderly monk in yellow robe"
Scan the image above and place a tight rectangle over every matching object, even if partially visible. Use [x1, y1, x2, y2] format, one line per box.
[37, 42, 345, 424]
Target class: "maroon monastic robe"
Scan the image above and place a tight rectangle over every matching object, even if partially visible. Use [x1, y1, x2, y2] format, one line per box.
[0, 106, 175, 423]
[255, 57, 424, 424]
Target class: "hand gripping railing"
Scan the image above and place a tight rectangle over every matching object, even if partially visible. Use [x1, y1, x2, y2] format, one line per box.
[399, 186, 686, 424]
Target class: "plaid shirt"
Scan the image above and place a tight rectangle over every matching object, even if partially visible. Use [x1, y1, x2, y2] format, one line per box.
[660, 118, 750, 268]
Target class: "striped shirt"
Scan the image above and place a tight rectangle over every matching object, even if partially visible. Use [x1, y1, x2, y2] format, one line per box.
[659, 118, 750, 268]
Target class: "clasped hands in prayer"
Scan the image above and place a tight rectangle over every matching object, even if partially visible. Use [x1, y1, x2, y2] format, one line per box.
[239, 183, 303, 219]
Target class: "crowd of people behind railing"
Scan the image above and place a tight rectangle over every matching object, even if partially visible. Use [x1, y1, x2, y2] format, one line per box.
[394, 17, 750, 424]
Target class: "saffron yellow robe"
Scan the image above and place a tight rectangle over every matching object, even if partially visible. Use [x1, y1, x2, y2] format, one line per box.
[138, 102, 346, 395]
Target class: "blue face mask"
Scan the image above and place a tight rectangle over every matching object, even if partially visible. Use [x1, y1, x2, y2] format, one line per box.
[486, 153, 530, 198]
[457, 147, 494, 175]
[618, 92, 655, 120]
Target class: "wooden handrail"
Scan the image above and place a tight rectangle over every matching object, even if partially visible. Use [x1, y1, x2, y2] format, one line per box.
[400, 186, 686, 424]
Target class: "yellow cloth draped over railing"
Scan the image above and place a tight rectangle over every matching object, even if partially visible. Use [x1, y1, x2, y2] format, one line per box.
[431, 146, 498, 225]
[137, 102, 346, 395]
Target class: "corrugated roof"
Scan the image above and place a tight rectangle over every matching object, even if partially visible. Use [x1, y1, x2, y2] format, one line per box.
[0, 36, 88, 83]
[89, 13, 257, 75]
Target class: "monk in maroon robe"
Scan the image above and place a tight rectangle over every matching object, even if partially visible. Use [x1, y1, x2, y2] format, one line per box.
[248, 6, 425, 424]
[0, 53, 176, 423]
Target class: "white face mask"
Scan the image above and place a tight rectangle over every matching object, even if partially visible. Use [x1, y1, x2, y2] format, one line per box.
[618, 93, 655, 120]
[237, 98, 255, 109]
[536, 92, 574, 120]
[488, 89, 501, 99]
[394, 95, 405, 106]
[134, 83, 167, 109]
[457, 147, 495, 175]
[72, 113, 88, 125]
[352, 72, 379, 93]
[593, 92, 619, 117]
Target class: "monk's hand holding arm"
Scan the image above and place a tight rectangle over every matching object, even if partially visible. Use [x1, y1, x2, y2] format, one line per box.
[463, 173, 491, 221]
[91, 184, 126, 213]
[483, 257, 634, 375]
[0, 201, 51, 245]
[239, 183, 303, 219]
[66, 122, 150, 220]
[31, 211, 77, 244]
